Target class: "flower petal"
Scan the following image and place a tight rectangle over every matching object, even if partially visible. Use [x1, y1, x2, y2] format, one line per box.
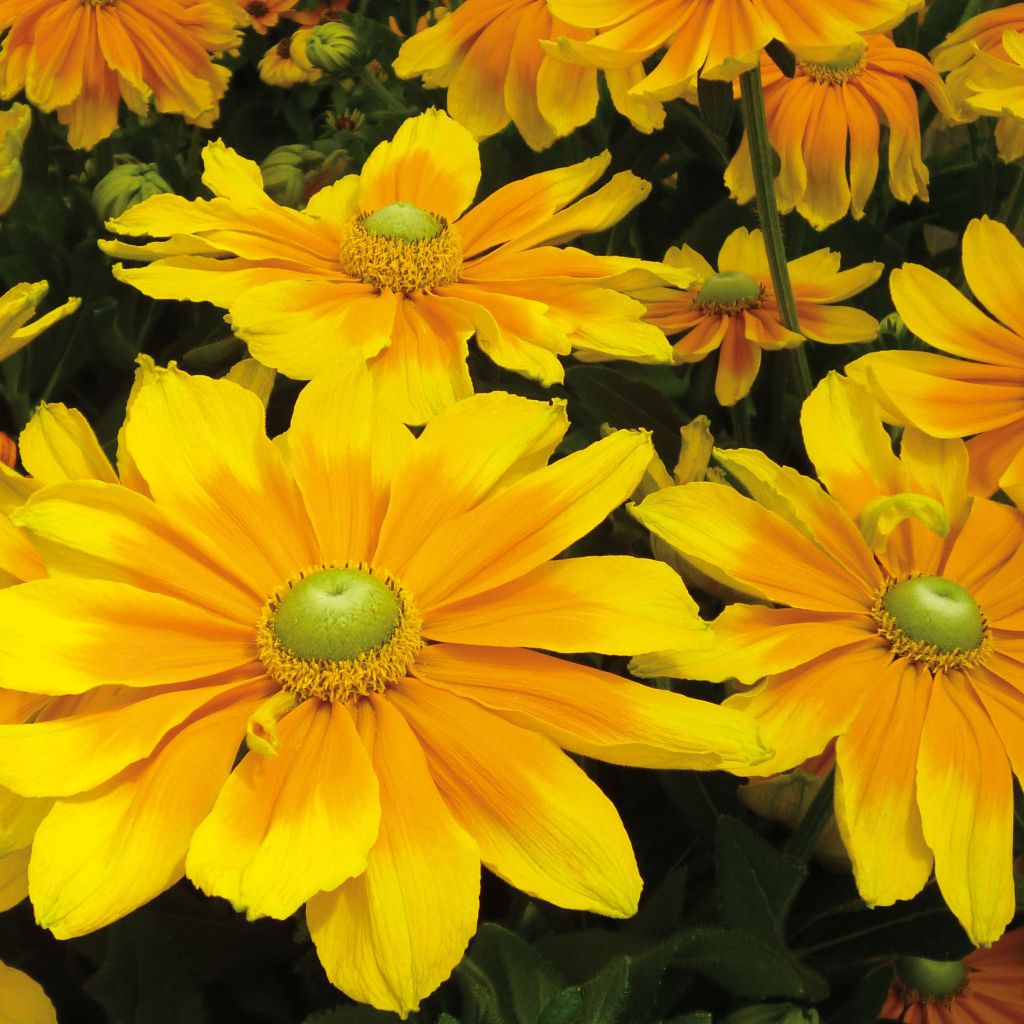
[961, 216, 1024, 338]
[0, 961, 56, 1024]
[19, 402, 117, 485]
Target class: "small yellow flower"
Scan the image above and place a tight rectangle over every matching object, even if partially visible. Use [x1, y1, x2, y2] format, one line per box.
[258, 29, 324, 88]
[0, 103, 29, 217]
[631, 227, 881, 405]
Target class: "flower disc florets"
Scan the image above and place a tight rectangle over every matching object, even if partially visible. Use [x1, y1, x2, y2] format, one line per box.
[872, 575, 989, 672]
[257, 562, 423, 702]
[339, 201, 462, 293]
[693, 270, 764, 315]
[799, 55, 867, 85]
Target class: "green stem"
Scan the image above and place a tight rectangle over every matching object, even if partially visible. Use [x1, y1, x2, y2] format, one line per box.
[359, 67, 409, 115]
[739, 65, 813, 401]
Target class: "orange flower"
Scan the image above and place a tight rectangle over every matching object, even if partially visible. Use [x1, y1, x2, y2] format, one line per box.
[393, 0, 664, 151]
[0, 0, 244, 150]
[239, 0, 305, 34]
[541, 0, 920, 101]
[879, 929, 1024, 1022]
[726, 37, 957, 230]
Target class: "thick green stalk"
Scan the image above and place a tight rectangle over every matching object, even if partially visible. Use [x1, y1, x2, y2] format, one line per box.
[738, 65, 813, 400]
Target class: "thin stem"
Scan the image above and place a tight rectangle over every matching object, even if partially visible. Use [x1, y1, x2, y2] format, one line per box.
[738, 65, 813, 401]
[359, 67, 410, 115]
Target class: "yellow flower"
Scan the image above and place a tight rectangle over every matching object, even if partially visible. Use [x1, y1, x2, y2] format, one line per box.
[258, 29, 323, 88]
[0, 103, 28, 217]
[932, 6, 1024, 161]
[540, 0, 920, 102]
[632, 227, 881, 405]
[240, 0, 311, 34]
[0, 282, 79, 363]
[0, 364, 765, 1015]
[725, 37, 958, 230]
[630, 372, 1024, 947]
[0, 961, 56, 1024]
[847, 216, 1024, 498]
[102, 109, 676, 424]
[0, 0, 244, 150]
[879, 928, 1024, 1021]
[392, 0, 664, 152]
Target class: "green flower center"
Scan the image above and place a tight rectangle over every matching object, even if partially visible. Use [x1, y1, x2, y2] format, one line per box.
[362, 201, 442, 243]
[694, 271, 763, 314]
[881, 576, 984, 654]
[896, 956, 969, 1001]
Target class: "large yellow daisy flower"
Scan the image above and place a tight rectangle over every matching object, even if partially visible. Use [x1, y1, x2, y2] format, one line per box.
[0, 363, 765, 1015]
[631, 227, 881, 405]
[847, 217, 1024, 498]
[540, 0, 920, 101]
[0, 0, 244, 150]
[102, 108, 676, 424]
[392, 0, 664, 151]
[725, 37, 957, 230]
[631, 372, 1024, 947]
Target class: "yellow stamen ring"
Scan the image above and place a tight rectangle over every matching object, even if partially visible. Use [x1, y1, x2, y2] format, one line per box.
[693, 270, 765, 316]
[871, 575, 990, 673]
[799, 55, 867, 85]
[339, 202, 462, 293]
[257, 561, 423, 704]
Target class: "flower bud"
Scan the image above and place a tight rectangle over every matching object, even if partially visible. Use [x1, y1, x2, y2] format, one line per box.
[92, 161, 172, 221]
[260, 144, 325, 208]
[306, 21, 360, 75]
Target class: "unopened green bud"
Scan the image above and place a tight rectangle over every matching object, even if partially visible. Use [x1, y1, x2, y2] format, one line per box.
[306, 21, 360, 76]
[260, 144, 325, 208]
[93, 161, 172, 221]
[722, 1005, 819, 1024]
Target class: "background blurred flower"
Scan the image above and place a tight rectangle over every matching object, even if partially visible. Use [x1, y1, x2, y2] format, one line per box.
[258, 28, 324, 88]
[0, 960, 56, 1024]
[0, 103, 28, 217]
[631, 227, 881, 405]
[725, 37, 958, 230]
[102, 109, 677, 424]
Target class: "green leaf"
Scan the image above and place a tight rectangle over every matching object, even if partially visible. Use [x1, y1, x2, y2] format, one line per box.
[662, 1014, 713, 1024]
[716, 817, 806, 941]
[579, 957, 630, 1024]
[536, 988, 584, 1024]
[302, 1009, 405, 1024]
[696, 77, 735, 138]
[627, 864, 688, 939]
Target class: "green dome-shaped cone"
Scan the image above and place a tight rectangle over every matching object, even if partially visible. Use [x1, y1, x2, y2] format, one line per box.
[362, 201, 442, 243]
[882, 575, 984, 653]
[896, 956, 968, 1000]
[273, 568, 401, 661]
[696, 270, 761, 306]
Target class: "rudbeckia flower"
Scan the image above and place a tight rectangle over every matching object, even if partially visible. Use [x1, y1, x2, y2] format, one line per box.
[0, 103, 28, 217]
[880, 928, 1024, 1022]
[847, 216, 1024, 498]
[631, 372, 1024, 947]
[630, 227, 881, 405]
[725, 37, 957, 230]
[392, 0, 664, 151]
[0, 961, 56, 1024]
[540, 0, 919, 101]
[932, 6, 1024, 161]
[102, 108, 676, 424]
[0, 0, 244, 150]
[0, 364, 766, 1015]
[258, 29, 324, 88]
[240, 0, 333, 34]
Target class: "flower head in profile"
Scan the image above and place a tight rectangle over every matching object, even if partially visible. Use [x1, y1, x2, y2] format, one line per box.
[392, 0, 664, 151]
[102, 109, 676, 424]
[631, 372, 1024, 947]
[0, 103, 28, 217]
[258, 29, 324, 88]
[880, 929, 1024, 1022]
[725, 37, 957, 230]
[933, 6, 1024, 161]
[0, 0, 245, 150]
[0, 364, 766, 1015]
[0, 961, 56, 1024]
[847, 216, 1024, 498]
[540, 0, 920, 102]
[631, 227, 881, 404]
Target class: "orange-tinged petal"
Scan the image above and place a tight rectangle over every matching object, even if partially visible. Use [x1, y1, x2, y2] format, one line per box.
[412, 643, 768, 771]
[186, 698, 380, 921]
[632, 604, 873, 685]
[967, 421, 1024, 497]
[423, 555, 707, 654]
[375, 390, 568, 574]
[393, 677, 641, 916]
[307, 696, 479, 1018]
[0, 578, 255, 695]
[943, 498, 1024, 607]
[123, 365, 319, 598]
[725, 643, 889, 776]
[287, 365, 413, 566]
[19, 402, 117, 485]
[962, 216, 1024, 338]
[359, 108, 481, 223]
[835, 659, 933, 907]
[403, 428, 652, 610]
[715, 320, 761, 404]
[0, 960, 56, 1024]
[29, 683, 267, 939]
[446, 16, 516, 140]
[917, 673, 1015, 946]
[632, 482, 873, 612]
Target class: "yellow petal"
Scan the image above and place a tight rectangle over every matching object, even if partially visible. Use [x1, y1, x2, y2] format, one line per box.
[0, 849, 29, 913]
[0, 961, 56, 1024]
[413, 643, 768, 771]
[962, 215, 1024, 338]
[393, 678, 641, 917]
[19, 402, 117, 485]
[186, 699, 380, 920]
[307, 696, 479, 1018]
